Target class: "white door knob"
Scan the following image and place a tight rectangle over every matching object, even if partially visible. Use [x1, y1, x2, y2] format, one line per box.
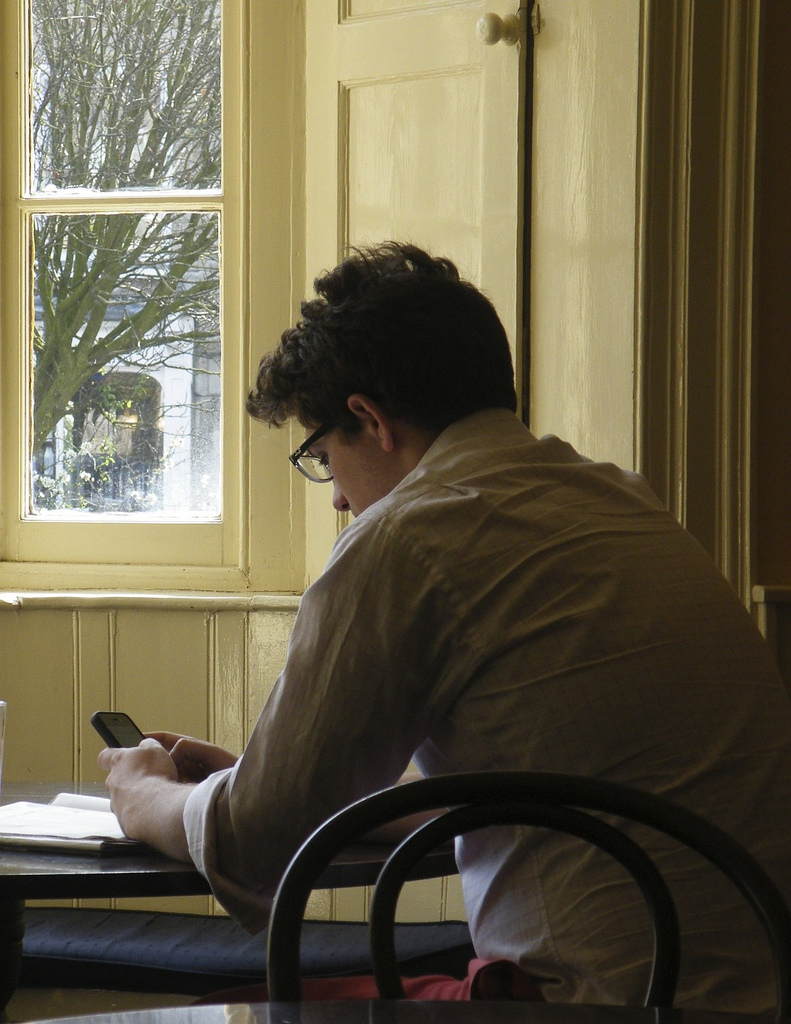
[476, 12, 521, 46]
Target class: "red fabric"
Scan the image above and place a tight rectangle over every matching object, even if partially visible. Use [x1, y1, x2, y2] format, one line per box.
[195, 958, 545, 1004]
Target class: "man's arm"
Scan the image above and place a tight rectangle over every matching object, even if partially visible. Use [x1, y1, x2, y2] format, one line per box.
[363, 769, 440, 843]
[98, 738, 195, 862]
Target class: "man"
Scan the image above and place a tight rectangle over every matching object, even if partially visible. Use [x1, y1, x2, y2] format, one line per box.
[100, 242, 791, 1010]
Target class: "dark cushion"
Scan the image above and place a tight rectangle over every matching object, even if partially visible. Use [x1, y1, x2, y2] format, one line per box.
[21, 908, 475, 995]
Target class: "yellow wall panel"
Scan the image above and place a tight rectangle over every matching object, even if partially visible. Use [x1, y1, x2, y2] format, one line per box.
[0, 609, 74, 780]
[113, 609, 210, 740]
[246, 608, 295, 739]
[394, 877, 446, 924]
[76, 610, 115, 782]
[333, 883, 369, 923]
[213, 610, 248, 753]
[114, 894, 213, 916]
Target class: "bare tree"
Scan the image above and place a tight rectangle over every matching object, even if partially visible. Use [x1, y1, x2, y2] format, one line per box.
[30, 0, 221, 508]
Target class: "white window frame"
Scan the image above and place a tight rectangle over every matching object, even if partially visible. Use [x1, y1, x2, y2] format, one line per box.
[0, 1, 307, 592]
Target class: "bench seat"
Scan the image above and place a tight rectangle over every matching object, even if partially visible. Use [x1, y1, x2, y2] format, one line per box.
[21, 908, 474, 995]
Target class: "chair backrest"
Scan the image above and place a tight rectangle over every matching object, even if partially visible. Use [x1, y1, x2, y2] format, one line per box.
[266, 771, 791, 1012]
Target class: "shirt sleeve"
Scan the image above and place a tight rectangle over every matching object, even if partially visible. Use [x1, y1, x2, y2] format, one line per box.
[182, 511, 470, 931]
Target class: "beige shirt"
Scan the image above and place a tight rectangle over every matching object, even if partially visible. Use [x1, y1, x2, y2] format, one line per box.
[184, 408, 791, 1011]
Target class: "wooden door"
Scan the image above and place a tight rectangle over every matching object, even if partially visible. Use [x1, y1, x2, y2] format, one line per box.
[305, 0, 526, 575]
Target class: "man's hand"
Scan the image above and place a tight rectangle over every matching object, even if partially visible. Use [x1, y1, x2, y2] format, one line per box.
[98, 738, 193, 861]
[146, 732, 239, 783]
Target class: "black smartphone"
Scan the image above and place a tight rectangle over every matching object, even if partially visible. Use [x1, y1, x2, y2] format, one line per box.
[91, 711, 146, 748]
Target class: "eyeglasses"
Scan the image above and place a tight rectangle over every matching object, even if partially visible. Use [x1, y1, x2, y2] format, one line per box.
[289, 424, 334, 482]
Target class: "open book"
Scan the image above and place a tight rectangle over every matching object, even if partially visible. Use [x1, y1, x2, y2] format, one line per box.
[0, 792, 147, 855]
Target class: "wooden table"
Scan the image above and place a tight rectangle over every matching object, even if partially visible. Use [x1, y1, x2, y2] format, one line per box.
[21, 1000, 766, 1024]
[0, 783, 457, 1016]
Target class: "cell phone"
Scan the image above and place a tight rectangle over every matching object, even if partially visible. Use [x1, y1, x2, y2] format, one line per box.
[91, 711, 146, 748]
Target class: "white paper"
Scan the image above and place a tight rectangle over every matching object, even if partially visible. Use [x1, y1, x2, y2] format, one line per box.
[0, 800, 126, 840]
[50, 792, 113, 814]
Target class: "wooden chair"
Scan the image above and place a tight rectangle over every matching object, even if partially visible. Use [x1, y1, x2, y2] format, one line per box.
[266, 771, 791, 1012]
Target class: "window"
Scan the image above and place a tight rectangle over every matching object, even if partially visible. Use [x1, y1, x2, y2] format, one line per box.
[28, 0, 225, 521]
[31, 210, 221, 518]
[0, 1, 304, 590]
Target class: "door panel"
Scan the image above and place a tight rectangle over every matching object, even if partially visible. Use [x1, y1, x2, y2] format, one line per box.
[346, 0, 463, 18]
[345, 71, 482, 269]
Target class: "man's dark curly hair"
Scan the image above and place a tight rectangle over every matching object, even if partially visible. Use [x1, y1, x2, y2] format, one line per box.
[247, 242, 517, 433]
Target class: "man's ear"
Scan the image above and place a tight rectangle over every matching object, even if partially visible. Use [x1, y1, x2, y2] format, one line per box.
[346, 394, 396, 452]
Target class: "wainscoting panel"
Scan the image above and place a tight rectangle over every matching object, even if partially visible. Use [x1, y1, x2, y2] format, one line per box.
[1, 607, 75, 782]
[76, 611, 116, 783]
[114, 609, 213, 755]
[213, 610, 249, 756]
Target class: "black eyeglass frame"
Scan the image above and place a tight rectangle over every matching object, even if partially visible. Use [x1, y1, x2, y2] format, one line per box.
[289, 424, 334, 482]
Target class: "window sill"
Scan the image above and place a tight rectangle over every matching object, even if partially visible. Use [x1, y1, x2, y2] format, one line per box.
[0, 590, 301, 612]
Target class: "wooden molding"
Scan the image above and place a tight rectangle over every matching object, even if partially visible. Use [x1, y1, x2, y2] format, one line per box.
[635, 0, 761, 606]
[634, 0, 693, 524]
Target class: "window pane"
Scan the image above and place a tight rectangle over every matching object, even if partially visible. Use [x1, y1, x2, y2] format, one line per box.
[30, 211, 221, 517]
[31, 0, 221, 192]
